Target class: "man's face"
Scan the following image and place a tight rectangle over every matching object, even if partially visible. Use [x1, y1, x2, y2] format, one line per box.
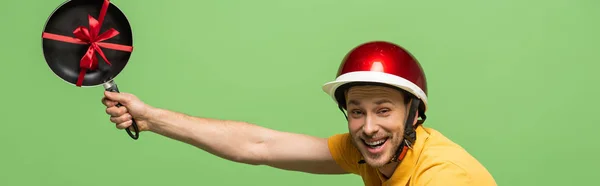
[345, 85, 411, 168]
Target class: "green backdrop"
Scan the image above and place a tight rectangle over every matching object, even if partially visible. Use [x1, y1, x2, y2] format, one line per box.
[1, 0, 598, 185]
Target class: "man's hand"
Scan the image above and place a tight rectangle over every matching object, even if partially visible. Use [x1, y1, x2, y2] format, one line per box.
[101, 91, 153, 131]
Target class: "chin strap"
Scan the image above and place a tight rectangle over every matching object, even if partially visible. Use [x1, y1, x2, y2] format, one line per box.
[387, 98, 420, 164]
[341, 98, 422, 165]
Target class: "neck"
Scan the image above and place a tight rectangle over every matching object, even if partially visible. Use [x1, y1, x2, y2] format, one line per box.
[378, 161, 399, 178]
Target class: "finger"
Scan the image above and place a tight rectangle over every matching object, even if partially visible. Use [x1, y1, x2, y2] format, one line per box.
[110, 113, 132, 124]
[104, 91, 131, 105]
[101, 97, 118, 107]
[116, 120, 133, 129]
[106, 106, 128, 117]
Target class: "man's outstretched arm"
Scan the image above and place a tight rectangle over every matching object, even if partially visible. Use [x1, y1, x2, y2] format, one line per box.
[149, 108, 346, 174]
[102, 91, 347, 175]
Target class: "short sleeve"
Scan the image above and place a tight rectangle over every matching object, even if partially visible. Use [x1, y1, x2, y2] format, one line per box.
[327, 133, 361, 174]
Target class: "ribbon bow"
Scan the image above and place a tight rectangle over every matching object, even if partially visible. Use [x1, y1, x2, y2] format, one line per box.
[42, 0, 133, 86]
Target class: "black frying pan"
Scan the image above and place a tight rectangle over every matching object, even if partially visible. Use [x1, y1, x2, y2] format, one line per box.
[41, 0, 140, 140]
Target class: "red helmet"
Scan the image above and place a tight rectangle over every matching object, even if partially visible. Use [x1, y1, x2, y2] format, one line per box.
[322, 41, 428, 121]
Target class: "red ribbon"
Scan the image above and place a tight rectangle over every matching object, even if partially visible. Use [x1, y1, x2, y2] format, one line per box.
[42, 0, 133, 86]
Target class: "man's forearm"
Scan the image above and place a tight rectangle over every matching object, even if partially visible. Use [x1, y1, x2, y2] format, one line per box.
[146, 108, 269, 165]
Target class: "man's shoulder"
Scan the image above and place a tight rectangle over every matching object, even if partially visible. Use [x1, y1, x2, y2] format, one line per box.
[413, 127, 497, 185]
[420, 127, 484, 159]
[326, 133, 363, 174]
[411, 158, 497, 186]
[326, 133, 362, 160]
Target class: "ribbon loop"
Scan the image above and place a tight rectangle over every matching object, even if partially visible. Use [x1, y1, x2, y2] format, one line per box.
[87, 15, 100, 39]
[96, 28, 120, 42]
[73, 27, 91, 42]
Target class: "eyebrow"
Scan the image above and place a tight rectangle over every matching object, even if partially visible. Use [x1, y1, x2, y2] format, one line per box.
[375, 99, 394, 105]
[347, 99, 394, 106]
[348, 100, 361, 106]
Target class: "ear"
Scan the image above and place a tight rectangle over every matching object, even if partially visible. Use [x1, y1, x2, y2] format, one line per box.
[412, 111, 420, 126]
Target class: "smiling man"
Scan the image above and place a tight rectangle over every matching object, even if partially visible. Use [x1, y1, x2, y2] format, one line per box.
[101, 41, 496, 185]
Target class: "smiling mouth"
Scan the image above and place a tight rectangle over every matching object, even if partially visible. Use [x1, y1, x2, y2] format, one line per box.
[362, 137, 388, 149]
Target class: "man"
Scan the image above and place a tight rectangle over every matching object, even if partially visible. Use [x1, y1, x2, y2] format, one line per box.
[101, 41, 496, 185]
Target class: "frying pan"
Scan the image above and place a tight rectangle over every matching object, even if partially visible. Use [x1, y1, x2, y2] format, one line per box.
[41, 0, 140, 140]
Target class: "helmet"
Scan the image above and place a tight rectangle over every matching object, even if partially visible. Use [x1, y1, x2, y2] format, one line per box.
[322, 41, 428, 122]
[322, 41, 428, 163]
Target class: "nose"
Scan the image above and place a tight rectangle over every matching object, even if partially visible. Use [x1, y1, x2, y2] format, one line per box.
[362, 115, 380, 136]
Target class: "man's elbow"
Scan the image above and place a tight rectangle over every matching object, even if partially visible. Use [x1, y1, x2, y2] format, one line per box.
[229, 156, 261, 166]
[230, 155, 263, 166]
[230, 142, 269, 166]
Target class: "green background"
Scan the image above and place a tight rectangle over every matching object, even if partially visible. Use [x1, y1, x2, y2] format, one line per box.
[1, 0, 598, 185]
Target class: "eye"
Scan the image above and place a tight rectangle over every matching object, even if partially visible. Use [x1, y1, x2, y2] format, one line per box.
[349, 110, 364, 117]
[377, 108, 391, 115]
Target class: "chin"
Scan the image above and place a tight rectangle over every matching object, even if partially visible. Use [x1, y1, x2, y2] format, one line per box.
[363, 156, 391, 168]
[353, 138, 396, 168]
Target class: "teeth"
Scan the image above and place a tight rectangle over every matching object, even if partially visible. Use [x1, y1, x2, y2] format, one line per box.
[366, 139, 386, 146]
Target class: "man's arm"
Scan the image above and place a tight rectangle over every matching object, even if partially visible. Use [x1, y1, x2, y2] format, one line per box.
[147, 108, 348, 174]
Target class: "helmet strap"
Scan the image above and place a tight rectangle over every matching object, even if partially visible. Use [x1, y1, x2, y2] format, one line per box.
[388, 98, 420, 164]
[338, 104, 348, 120]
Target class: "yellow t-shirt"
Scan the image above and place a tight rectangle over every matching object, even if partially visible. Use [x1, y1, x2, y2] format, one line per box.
[327, 125, 497, 186]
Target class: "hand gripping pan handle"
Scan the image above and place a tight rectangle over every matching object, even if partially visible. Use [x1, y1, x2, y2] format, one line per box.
[104, 80, 140, 140]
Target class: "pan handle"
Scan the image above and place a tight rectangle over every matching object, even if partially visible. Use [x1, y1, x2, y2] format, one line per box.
[104, 80, 140, 140]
